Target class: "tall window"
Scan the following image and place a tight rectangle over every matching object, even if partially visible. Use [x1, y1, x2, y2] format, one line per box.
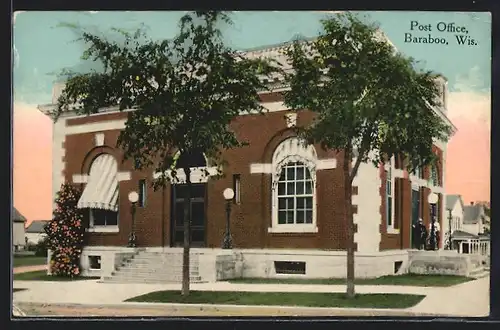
[277, 162, 313, 224]
[271, 137, 317, 232]
[386, 160, 394, 228]
[430, 164, 440, 187]
[77, 153, 119, 231]
[233, 174, 241, 204]
[138, 179, 147, 207]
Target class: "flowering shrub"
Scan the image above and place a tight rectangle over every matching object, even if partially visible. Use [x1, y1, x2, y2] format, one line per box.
[45, 183, 86, 277]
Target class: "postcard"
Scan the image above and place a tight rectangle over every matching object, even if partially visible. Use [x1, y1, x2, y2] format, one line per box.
[12, 10, 491, 318]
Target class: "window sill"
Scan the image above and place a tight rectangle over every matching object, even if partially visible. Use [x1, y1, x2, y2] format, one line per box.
[268, 225, 318, 234]
[387, 228, 400, 235]
[86, 226, 119, 233]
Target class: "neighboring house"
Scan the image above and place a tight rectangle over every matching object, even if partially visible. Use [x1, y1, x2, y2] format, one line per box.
[37, 37, 455, 279]
[25, 220, 50, 245]
[445, 196, 490, 256]
[12, 208, 27, 252]
[444, 194, 465, 235]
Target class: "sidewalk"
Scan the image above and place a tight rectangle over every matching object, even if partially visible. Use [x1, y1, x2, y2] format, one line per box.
[13, 265, 47, 274]
[12, 276, 489, 317]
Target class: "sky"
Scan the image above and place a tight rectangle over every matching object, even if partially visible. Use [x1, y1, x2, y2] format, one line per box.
[13, 11, 491, 224]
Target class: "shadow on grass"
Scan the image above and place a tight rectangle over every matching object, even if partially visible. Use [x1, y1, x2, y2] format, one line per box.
[125, 291, 426, 309]
[14, 270, 100, 282]
[228, 274, 474, 287]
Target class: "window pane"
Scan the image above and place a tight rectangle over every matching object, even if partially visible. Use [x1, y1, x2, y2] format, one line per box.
[306, 197, 313, 209]
[286, 197, 294, 210]
[93, 210, 105, 226]
[278, 198, 286, 210]
[297, 197, 305, 209]
[296, 210, 305, 224]
[191, 230, 204, 243]
[191, 201, 204, 226]
[106, 212, 118, 226]
[287, 167, 295, 180]
[279, 170, 285, 181]
[388, 197, 393, 226]
[175, 201, 184, 226]
[296, 182, 304, 194]
[305, 210, 313, 224]
[305, 168, 311, 179]
[305, 181, 312, 194]
[296, 167, 305, 180]
[278, 211, 287, 224]
[287, 182, 295, 195]
[286, 211, 294, 224]
[278, 183, 286, 195]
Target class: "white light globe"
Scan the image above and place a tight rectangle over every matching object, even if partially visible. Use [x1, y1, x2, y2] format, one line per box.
[223, 188, 235, 201]
[128, 191, 139, 203]
[428, 192, 439, 204]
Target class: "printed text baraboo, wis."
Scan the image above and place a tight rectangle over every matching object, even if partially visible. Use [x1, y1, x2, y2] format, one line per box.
[404, 21, 478, 46]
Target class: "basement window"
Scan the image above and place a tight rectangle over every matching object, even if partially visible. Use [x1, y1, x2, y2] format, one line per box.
[274, 261, 306, 275]
[89, 256, 101, 270]
[394, 261, 403, 274]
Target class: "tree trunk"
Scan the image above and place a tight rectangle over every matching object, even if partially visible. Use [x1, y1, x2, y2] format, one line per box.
[344, 150, 355, 298]
[181, 167, 192, 296]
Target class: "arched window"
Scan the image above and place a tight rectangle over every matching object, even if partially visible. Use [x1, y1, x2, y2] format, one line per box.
[77, 153, 119, 230]
[270, 137, 317, 233]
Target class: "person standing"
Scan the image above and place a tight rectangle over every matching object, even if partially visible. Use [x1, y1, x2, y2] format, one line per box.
[418, 219, 427, 250]
[428, 218, 441, 250]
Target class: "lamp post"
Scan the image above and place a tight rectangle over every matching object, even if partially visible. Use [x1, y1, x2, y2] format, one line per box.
[428, 192, 439, 251]
[222, 188, 235, 249]
[447, 208, 453, 250]
[128, 191, 139, 248]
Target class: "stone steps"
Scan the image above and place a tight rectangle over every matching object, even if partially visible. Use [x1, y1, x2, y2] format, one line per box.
[103, 251, 202, 284]
[469, 267, 489, 278]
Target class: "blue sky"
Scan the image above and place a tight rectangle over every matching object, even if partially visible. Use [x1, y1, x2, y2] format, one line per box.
[13, 11, 491, 105]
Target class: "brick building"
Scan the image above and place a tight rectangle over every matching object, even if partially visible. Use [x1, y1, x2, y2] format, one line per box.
[38, 40, 455, 281]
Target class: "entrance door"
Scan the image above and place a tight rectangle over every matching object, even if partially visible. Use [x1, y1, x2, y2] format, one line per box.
[171, 184, 206, 247]
[410, 189, 420, 247]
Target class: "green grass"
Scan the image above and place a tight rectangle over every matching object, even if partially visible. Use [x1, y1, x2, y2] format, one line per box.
[125, 290, 425, 309]
[13, 270, 100, 281]
[13, 256, 47, 267]
[227, 274, 474, 287]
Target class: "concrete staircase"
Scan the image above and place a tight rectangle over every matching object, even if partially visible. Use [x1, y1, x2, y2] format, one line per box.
[469, 264, 489, 279]
[102, 250, 205, 284]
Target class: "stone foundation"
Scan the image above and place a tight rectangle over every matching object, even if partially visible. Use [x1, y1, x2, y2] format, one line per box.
[46, 247, 484, 281]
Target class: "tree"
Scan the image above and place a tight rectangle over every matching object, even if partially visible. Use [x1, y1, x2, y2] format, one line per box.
[54, 11, 278, 295]
[282, 13, 453, 298]
[45, 183, 86, 277]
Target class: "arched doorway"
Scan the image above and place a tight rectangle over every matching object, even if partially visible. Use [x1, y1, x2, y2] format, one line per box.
[170, 150, 208, 247]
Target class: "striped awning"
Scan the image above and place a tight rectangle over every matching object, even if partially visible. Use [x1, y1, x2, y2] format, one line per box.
[77, 154, 119, 212]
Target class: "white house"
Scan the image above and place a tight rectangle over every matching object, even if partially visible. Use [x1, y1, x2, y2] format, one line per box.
[446, 196, 490, 256]
[12, 208, 27, 252]
[25, 220, 50, 245]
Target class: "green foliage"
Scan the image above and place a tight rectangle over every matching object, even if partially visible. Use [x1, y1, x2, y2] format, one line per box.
[55, 11, 280, 187]
[283, 13, 453, 179]
[34, 236, 49, 257]
[45, 183, 86, 277]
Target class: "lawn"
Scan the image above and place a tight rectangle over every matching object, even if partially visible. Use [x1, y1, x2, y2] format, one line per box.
[13, 256, 47, 267]
[13, 270, 100, 281]
[227, 274, 474, 287]
[125, 291, 425, 309]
